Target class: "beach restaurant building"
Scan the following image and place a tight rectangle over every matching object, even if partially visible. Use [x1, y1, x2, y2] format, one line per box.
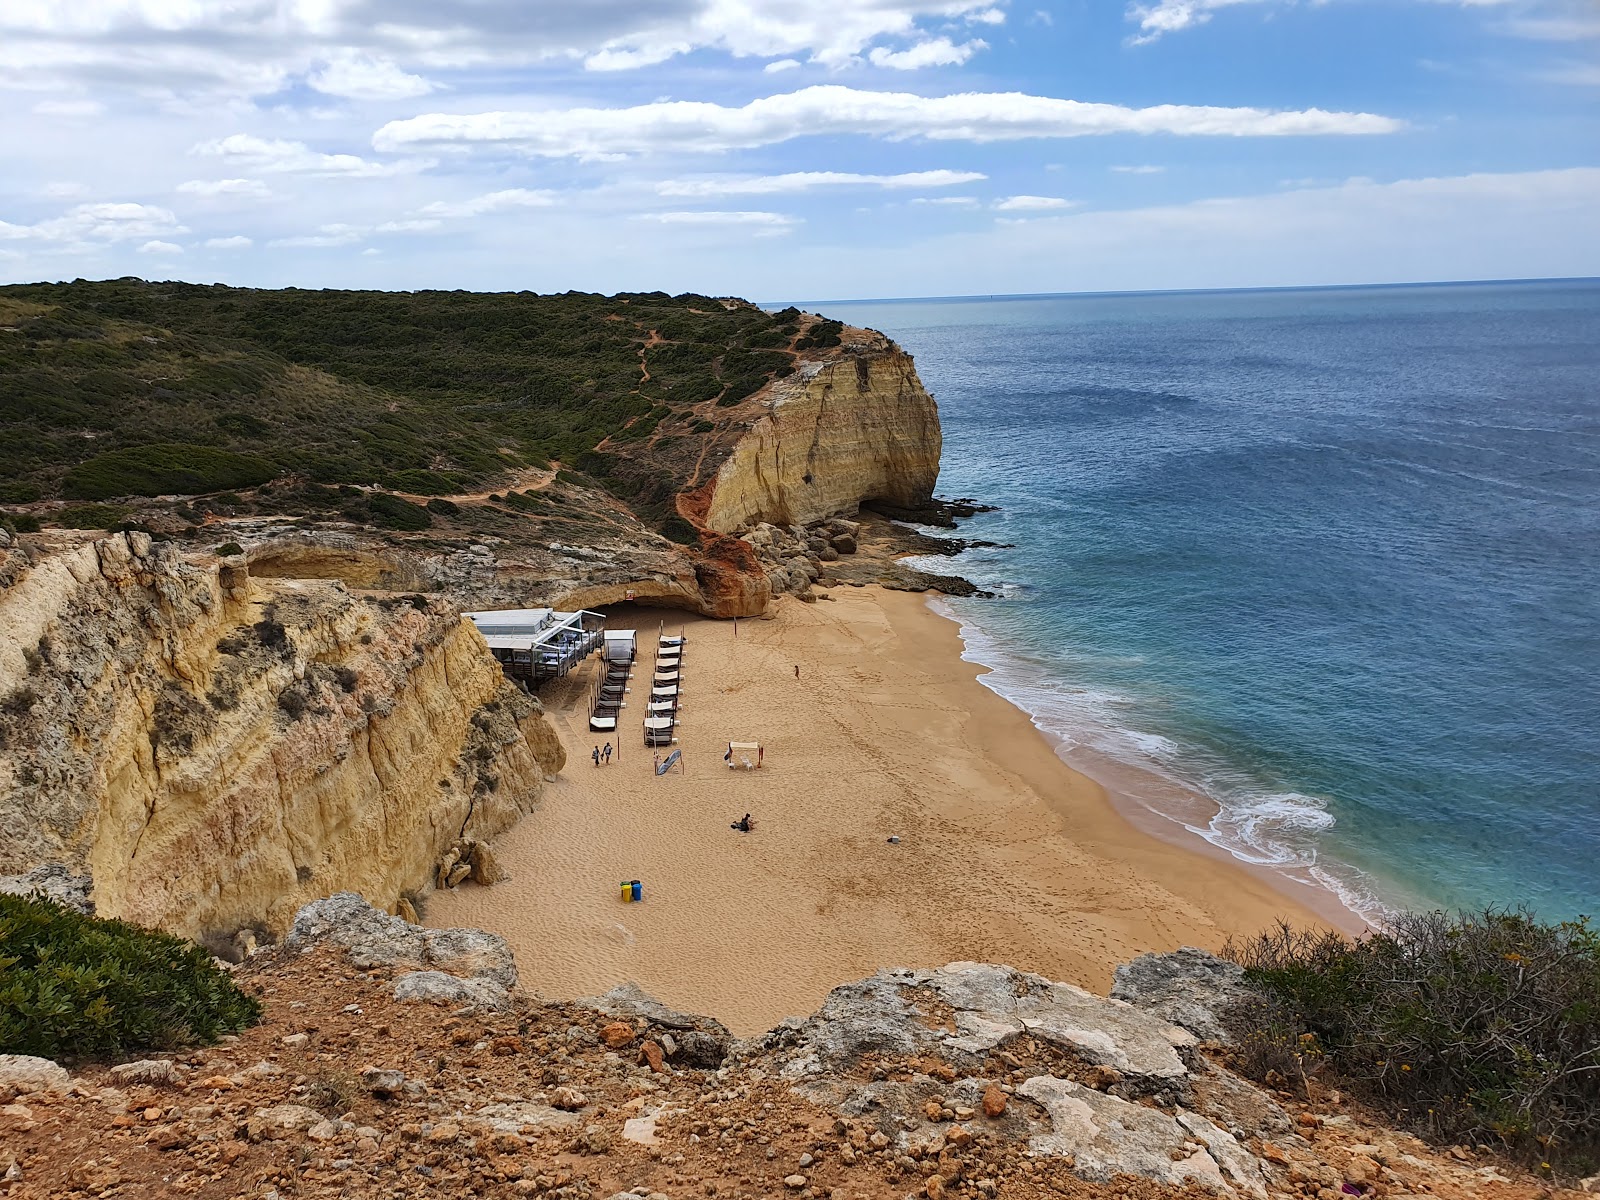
[465, 607, 605, 686]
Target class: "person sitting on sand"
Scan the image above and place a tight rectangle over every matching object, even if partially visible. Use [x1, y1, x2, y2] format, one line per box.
[730, 813, 752, 832]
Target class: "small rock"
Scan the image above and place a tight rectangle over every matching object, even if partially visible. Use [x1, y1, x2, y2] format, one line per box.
[0, 1104, 37, 1133]
[870, 1131, 891, 1149]
[981, 1084, 1007, 1118]
[109, 1059, 178, 1087]
[784, 1175, 808, 1189]
[1085, 1064, 1123, 1091]
[0, 1055, 70, 1101]
[580, 1123, 613, 1154]
[281, 1033, 310, 1049]
[799, 1152, 814, 1168]
[246, 1103, 325, 1141]
[639, 1040, 666, 1073]
[307, 1119, 342, 1142]
[600, 1022, 636, 1049]
[360, 1067, 407, 1097]
[551, 1086, 588, 1111]
[925, 1174, 948, 1199]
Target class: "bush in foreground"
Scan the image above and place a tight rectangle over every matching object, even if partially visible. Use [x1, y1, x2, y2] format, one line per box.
[0, 893, 261, 1060]
[1225, 909, 1600, 1171]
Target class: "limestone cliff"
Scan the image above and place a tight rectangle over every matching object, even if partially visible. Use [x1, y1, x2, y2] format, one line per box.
[0, 531, 564, 944]
[695, 335, 942, 534]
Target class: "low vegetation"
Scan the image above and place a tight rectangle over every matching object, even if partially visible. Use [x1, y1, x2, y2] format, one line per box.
[1225, 909, 1600, 1173]
[0, 893, 262, 1060]
[0, 283, 818, 534]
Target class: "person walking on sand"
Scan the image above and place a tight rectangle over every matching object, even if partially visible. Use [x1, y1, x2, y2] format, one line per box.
[592, 745, 600, 768]
[794, 664, 800, 679]
[652, 751, 661, 775]
[603, 741, 613, 765]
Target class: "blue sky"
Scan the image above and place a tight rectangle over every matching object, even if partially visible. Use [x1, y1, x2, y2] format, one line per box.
[1, 1, 1595, 298]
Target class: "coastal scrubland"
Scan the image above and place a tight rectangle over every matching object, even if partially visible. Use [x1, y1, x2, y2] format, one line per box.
[0, 281, 814, 533]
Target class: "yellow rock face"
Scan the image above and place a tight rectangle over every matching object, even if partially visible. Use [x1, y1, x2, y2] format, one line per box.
[704, 346, 941, 533]
[0, 533, 563, 942]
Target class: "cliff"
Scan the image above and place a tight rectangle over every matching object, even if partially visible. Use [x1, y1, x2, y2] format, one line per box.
[0, 531, 564, 945]
[698, 339, 942, 534]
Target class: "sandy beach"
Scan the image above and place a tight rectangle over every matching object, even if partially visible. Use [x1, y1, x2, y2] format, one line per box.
[428, 586, 1337, 1036]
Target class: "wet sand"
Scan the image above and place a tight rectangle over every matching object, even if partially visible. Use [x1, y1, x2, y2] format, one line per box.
[428, 587, 1335, 1036]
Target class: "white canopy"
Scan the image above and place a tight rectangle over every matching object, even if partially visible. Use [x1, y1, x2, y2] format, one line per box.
[643, 717, 674, 730]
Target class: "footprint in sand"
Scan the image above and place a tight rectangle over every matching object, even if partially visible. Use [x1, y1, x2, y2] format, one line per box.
[610, 923, 636, 946]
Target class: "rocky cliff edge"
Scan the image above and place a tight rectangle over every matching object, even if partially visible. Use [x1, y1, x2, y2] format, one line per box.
[0, 893, 1581, 1200]
[0, 532, 564, 946]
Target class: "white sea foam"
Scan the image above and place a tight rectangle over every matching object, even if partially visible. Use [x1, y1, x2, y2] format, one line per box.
[930, 597, 1400, 928]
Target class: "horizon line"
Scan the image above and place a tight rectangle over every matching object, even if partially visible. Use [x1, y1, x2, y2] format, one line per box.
[773, 274, 1600, 309]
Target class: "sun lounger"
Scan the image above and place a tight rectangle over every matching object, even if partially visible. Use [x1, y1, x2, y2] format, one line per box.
[651, 685, 678, 699]
[653, 671, 679, 684]
[589, 716, 617, 731]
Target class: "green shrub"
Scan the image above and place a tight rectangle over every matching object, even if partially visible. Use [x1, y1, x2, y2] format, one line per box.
[55, 503, 128, 530]
[660, 515, 700, 545]
[3, 512, 41, 534]
[795, 318, 844, 351]
[0, 893, 262, 1060]
[425, 497, 460, 516]
[0, 482, 41, 503]
[63, 443, 274, 500]
[1225, 909, 1600, 1169]
[365, 493, 431, 531]
[691, 420, 716, 434]
[215, 541, 244, 557]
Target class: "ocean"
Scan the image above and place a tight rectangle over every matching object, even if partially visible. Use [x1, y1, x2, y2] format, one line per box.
[818, 280, 1600, 926]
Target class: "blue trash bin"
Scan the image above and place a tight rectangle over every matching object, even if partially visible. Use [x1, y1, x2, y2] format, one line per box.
[630, 879, 642, 902]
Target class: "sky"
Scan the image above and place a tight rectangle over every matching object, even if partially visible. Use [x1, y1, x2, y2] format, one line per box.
[1, 0, 1596, 299]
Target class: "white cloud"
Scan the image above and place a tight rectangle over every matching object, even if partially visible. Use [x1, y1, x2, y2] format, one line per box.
[268, 222, 367, 248]
[911, 195, 980, 205]
[177, 178, 272, 199]
[581, 1, 1010, 71]
[967, 8, 1007, 24]
[867, 37, 986, 69]
[375, 85, 1402, 159]
[764, 58, 802, 72]
[1112, 164, 1166, 174]
[994, 194, 1077, 210]
[139, 239, 184, 254]
[31, 99, 105, 118]
[194, 133, 431, 177]
[41, 182, 91, 199]
[1538, 61, 1600, 84]
[417, 188, 558, 218]
[205, 235, 253, 249]
[1506, 12, 1600, 40]
[1126, 0, 1547, 44]
[0, 202, 187, 246]
[307, 50, 435, 100]
[1126, 0, 1267, 42]
[374, 218, 443, 233]
[657, 168, 985, 196]
[644, 210, 799, 224]
[638, 210, 800, 235]
[916, 167, 1600, 292]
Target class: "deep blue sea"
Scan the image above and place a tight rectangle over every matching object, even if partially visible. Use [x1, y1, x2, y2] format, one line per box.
[818, 281, 1600, 925]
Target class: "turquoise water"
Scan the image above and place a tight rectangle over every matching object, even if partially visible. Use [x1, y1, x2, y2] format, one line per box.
[819, 281, 1600, 924]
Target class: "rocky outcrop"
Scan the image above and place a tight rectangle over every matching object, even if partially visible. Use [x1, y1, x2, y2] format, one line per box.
[1113, 945, 1251, 1045]
[0, 533, 564, 944]
[702, 342, 942, 534]
[287, 892, 517, 1010]
[747, 959, 1285, 1195]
